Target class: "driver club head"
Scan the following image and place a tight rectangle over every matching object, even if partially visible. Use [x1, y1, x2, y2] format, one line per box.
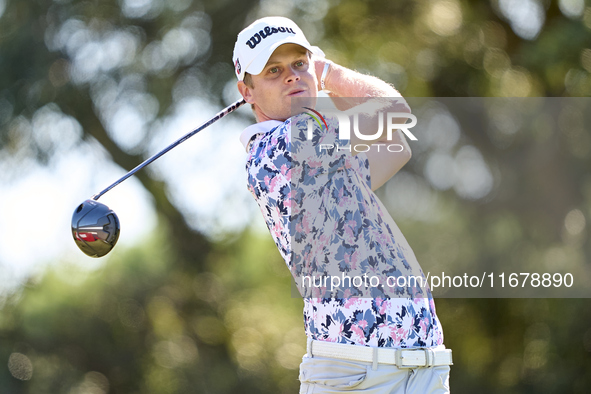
[71, 199, 120, 258]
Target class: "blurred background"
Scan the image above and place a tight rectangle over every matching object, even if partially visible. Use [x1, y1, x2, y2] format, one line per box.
[1, 0, 591, 392]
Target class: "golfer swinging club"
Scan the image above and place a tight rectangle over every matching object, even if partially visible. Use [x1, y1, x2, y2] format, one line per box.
[233, 17, 452, 393]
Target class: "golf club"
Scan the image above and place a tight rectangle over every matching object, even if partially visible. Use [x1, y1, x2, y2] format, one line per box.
[71, 98, 247, 257]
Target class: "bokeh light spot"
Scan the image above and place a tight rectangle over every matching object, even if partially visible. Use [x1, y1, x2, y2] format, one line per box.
[7, 353, 33, 381]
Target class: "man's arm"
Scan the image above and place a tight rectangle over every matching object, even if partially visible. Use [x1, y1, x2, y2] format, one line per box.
[314, 59, 412, 191]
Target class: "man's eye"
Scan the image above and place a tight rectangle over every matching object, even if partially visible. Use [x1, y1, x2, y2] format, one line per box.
[295, 60, 304, 67]
[269, 67, 279, 74]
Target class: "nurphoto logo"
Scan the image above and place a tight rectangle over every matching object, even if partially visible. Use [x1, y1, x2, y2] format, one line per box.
[304, 109, 418, 153]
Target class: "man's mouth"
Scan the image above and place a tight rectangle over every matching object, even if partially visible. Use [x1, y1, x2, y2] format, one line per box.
[287, 89, 306, 96]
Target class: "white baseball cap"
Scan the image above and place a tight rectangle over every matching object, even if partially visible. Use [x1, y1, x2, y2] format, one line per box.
[232, 16, 322, 81]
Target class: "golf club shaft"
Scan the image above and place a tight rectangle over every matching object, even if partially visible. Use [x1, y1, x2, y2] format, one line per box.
[92, 98, 247, 201]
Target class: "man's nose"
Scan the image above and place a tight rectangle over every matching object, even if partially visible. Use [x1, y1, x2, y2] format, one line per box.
[286, 67, 301, 83]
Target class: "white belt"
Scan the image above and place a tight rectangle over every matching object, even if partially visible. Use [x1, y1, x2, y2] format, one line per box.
[307, 339, 453, 369]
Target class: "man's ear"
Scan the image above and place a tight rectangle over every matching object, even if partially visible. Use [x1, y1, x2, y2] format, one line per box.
[237, 81, 255, 104]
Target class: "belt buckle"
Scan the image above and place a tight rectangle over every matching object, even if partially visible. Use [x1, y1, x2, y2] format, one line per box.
[395, 349, 413, 369]
[395, 348, 434, 368]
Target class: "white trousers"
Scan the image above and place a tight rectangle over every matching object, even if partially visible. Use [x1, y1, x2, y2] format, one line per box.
[299, 355, 451, 394]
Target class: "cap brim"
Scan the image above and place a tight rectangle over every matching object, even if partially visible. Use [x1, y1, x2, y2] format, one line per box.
[244, 38, 316, 77]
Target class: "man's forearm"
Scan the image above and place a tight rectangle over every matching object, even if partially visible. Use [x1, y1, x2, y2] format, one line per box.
[320, 61, 401, 99]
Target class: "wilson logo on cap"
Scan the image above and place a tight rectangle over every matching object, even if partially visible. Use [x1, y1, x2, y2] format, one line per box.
[245, 26, 296, 49]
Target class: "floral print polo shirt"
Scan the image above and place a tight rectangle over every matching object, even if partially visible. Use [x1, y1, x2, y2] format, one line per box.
[240, 113, 444, 348]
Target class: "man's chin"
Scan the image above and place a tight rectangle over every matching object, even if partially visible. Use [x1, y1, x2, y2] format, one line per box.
[290, 96, 318, 117]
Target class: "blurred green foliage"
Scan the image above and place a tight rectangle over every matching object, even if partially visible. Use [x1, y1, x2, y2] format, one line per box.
[1, 0, 591, 393]
[0, 228, 308, 393]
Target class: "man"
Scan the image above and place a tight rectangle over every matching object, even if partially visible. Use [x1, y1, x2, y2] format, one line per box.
[233, 16, 452, 393]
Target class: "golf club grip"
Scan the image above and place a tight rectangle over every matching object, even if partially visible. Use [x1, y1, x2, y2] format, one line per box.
[92, 98, 247, 201]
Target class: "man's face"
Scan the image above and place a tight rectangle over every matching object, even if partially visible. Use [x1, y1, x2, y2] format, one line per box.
[238, 43, 318, 122]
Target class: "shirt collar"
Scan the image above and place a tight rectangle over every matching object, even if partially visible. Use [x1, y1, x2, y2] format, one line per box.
[239, 120, 284, 152]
